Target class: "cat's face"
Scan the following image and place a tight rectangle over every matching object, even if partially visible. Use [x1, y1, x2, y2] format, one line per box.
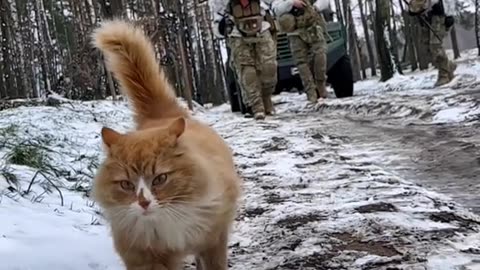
[93, 118, 205, 217]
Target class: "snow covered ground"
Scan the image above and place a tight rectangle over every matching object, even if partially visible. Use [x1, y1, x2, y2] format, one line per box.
[1, 53, 480, 269]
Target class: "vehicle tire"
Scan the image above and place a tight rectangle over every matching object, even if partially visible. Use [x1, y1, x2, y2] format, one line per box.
[273, 81, 284, 95]
[226, 66, 241, 112]
[274, 79, 292, 95]
[293, 75, 304, 93]
[327, 55, 354, 98]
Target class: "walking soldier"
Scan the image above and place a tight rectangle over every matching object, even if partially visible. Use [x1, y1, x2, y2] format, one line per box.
[211, 0, 278, 120]
[272, 0, 330, 104]
[408, 0, 457, 86]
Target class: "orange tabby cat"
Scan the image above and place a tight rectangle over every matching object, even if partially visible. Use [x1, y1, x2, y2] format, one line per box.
[91, 20, 241, 270]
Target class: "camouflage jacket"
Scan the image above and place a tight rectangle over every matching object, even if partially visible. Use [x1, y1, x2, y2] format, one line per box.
[210, 0, 276, 38]
[271, 0, 329, 35]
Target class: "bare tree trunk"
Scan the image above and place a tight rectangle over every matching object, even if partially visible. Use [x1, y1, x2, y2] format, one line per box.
[46, 0, 63, 81]
[186, 0, 202, 103]
[33, 0, 52, 96]
[59, 0, 72, 62]
[178, 38, 194, 110]
[25, 1, 40, 97]
[334, 0, 344, 25]
[389, 2, 403, 74]
[10, 0, 27, 96]
[206, 6, 228, 103]
[98, 0, 121, 100]
[107, 0, 125, 17]
[450, 25, 460, 59]
[373, 0, 394, 81]
[0, 30, 5, 98]
[176, 3, 194, 110]
[399, 0, 418, 71]
[350, 8, 362, 81]
[106, 67, 116, 100]
[10, 0, 28, 97]
[0, 0, 17, 98]
[359, 0, 376, 76]
[343, 0, 361, 81]
[476, 0, 480, 55]
[414, 22, 430, 70]
[199, 1, 225, 104]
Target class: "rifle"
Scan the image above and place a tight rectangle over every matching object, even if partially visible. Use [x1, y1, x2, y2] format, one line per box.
[401, 0, 442, 42]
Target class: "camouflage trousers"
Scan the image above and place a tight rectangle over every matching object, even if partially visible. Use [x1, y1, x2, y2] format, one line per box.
[288, 24, 327, 102]
[420, 15, 455, 86]
[229, 30, 278, 115]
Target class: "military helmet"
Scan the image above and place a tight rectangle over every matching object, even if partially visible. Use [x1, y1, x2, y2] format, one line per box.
[278, 13, 296, 33]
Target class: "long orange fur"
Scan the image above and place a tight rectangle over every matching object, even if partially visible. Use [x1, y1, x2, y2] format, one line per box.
[91, 20, 241, 270]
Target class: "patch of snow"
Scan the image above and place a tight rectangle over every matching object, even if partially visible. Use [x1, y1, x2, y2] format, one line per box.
[353, 254, 403, 267]
[0, 198, 123, 270]
[433, 107, 471, 123]
[427, 252, 479, 270]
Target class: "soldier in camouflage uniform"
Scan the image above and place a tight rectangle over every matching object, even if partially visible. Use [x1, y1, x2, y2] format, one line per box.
[409, 0, 456, 86]
[272, 0, 330, 104]
[211, 0, 278, 120]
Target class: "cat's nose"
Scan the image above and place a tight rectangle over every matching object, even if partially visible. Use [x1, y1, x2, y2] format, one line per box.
[139, 200, 151, 209]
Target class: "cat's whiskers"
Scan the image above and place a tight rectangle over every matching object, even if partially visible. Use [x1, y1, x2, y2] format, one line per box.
[163, 205, 189, 223]
[125, 219, 142, 253]
[155, 195, 193, 204]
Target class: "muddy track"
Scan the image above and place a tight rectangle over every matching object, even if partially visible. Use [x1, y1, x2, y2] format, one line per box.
[300, 85, 480, 213]
[336, 116, 480, 214]
[200, 101, 480, 269]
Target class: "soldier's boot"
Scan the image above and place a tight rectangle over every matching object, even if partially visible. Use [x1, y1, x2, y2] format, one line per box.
[434, 75, 451, 87]
[306, 86, 318, 103]
[434, 68, 452, 87]
[433, 51, 453, 87]
[254, 112, 266, 120]
[313, 49, 328, 99]
[252, 99, 266, 120]
[316, 81, 328, 99]
[262, 94, 275, 116]
[243, 106, 254, 118]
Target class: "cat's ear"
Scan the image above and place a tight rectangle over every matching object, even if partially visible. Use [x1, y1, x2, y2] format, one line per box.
[101, 127, 123, 148]
[168, 117, 186, 139]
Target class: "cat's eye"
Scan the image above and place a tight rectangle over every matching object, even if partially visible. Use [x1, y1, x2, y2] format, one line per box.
[152, 173, 168, 186]
[119, 180, 135, 191]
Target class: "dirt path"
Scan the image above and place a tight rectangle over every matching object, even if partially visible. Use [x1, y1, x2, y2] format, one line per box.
[200, 94, 480, 269]
[321, 106, 480, 214]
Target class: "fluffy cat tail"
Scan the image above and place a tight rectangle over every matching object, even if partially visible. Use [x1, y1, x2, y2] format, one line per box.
[92, 20, 187, 123]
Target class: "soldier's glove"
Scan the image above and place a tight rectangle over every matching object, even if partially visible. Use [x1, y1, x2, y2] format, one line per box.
[444, 15, 454, 29]
[218, 17, 234, 36]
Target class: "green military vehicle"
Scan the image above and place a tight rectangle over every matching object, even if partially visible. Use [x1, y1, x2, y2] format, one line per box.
[226, 18, 354, 114]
